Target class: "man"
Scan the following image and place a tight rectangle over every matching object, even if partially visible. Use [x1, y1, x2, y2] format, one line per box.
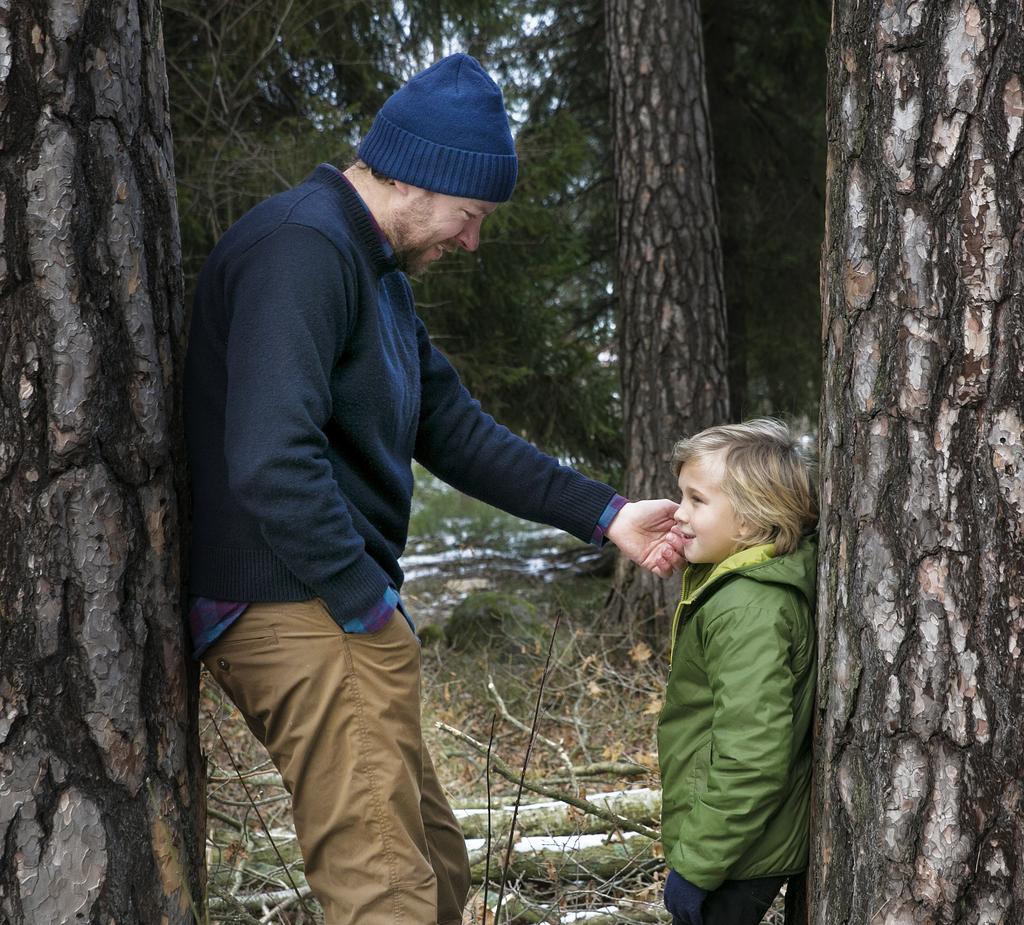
[185, 53, 683, 924]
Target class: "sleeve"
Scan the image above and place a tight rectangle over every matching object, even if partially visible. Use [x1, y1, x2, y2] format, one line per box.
[412, 315, 617, 542]
[668, 601, 796, 890]
[222, 224, 392, 624]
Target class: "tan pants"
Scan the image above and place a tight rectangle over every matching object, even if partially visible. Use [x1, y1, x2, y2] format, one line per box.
[202, 600, 470, 925]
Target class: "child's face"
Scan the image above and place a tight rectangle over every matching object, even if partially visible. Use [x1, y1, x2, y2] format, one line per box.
[673, 452, 749, 565]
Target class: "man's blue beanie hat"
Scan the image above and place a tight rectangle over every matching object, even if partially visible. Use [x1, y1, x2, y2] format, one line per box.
[357, 53, 518, 203]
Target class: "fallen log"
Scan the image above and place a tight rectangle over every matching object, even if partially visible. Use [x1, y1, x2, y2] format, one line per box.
[455, 787, 661, 839]
[208, 760, 650, 792]
[467, 831, 659, 881]
[210, 829, 662, 886]
[207, 780, 661, 842]
[438, 722, 661, 840]
[207, 785, 662, 870]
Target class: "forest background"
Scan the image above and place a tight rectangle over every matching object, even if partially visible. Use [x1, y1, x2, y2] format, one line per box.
[165, 0, 828, 479]
[6, 0, 1019, 922]
[164, 0, 828, 920]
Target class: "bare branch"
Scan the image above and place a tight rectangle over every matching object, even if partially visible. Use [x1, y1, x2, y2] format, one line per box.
[487, 673, 578, 790]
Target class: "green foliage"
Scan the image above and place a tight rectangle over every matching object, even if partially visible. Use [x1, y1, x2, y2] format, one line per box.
[413, 104, 621, 478]
[164, 0, 404, 283]
[164, 0, 827, 474]
[702, 0, 830, 421]
[409, 466, 535, 552]
[408, 465, 583, 558]
[410, 0, 621, 478]
[444, 591, 543, 651]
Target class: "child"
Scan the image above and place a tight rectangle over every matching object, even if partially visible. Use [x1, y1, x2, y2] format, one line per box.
[659, 419, 818, 925]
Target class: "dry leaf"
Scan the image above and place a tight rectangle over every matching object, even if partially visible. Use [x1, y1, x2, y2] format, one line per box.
[635, 750, 659, 769]
[629, 641, 653, 663]
[602, 742, 624, 761]
[223, 840, 247, 864]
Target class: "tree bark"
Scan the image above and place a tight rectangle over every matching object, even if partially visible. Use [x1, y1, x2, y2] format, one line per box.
[0, 1, 202, 921]
[605, 0, 730, 635]
[813, 2, 1024, 922]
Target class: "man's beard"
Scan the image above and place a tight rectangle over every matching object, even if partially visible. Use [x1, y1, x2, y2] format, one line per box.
[393, 242, 442, 275]
[387, 196, 449, 274]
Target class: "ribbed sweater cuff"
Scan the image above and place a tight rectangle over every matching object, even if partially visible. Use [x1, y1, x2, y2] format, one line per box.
[544, 476, 618, 545]
[318, 555, 392, 628]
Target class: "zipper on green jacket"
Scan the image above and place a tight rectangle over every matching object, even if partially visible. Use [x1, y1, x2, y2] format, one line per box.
[668, 543, 776, 667]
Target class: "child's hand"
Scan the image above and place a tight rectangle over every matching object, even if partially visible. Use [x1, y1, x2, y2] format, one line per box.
[605, 499, 686, 577]
[664, 869, 706, 924]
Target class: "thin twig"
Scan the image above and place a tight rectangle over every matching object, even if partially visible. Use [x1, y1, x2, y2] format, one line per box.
[208, 766, 281, 785]
[486, 674, 578, 791]
[494, 609, 563, 925]
[206, 708, 315, 920]
[483, 713, 496, 924]
[259, 883, 313, 924]
[207, 804, 246, 832]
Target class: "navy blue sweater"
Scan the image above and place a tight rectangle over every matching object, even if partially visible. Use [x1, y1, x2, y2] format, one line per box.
[184, 165, 617, 626]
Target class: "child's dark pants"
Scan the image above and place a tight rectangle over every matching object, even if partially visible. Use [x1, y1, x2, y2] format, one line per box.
[671, 874, 788, 925]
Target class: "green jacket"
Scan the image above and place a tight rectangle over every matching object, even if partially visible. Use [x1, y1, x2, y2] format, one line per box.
[658, 536, 817, 890]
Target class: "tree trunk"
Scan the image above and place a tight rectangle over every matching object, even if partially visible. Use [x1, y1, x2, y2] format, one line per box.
[813, 2, 1024, 922]
[0, 2, 203, 922]
[605, 0, 730, 635]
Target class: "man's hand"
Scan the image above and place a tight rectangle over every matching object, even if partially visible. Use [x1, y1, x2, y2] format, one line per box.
[605, 499, 685, 578]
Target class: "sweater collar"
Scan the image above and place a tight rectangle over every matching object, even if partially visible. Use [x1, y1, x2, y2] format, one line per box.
[310, 164, 398, 277]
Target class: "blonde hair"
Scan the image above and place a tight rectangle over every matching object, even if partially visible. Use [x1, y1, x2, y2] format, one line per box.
[671, 418, 818, 556]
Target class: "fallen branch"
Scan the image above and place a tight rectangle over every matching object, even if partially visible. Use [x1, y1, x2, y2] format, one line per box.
[210, 761, 650, 795]
[437, 722, 661, 841]
[208, 885, 315, 915]
[468, 831, 660, 882]
[207, 804, 246, 832]
[455, 789, 661, 839]
[542, 760, 650, 781]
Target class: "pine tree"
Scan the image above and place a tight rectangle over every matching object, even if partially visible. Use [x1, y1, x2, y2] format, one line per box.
[0, 2, 202, 919]
[813, 1, 1024, 919]
[605, 0, 730, 630]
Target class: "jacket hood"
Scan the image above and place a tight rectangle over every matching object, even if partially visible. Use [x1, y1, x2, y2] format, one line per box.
[682, 534, 817, 603]
[670, 535, 818, 661]
[736, 534, 818, 602]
